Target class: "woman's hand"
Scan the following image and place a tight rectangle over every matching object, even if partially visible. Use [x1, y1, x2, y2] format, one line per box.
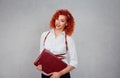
[49, 72, 62, 78]
[36, 65, 42, 71]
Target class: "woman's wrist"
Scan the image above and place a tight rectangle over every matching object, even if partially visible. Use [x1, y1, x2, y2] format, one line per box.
[58, 70, 64, 76]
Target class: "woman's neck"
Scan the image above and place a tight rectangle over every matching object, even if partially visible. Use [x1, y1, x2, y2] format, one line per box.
[54, 29, 63, 37]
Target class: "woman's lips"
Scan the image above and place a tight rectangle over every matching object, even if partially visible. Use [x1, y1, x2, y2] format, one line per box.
[56, 24, 60, 27]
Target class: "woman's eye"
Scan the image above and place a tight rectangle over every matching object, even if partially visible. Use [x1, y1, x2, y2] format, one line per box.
[61, 20, 65, 22]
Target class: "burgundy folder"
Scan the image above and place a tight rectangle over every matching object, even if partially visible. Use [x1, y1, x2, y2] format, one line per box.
[34, 49, 67, 74]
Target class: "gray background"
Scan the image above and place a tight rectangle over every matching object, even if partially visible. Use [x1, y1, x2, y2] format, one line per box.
[0, 0, 120, 78]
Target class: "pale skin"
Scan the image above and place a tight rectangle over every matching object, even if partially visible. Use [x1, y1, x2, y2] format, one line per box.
[36, 15, 75, 78]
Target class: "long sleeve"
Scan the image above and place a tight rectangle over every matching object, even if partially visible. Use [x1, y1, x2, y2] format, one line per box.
[39, 31, 48, 54]
[67, 36, 78, 68]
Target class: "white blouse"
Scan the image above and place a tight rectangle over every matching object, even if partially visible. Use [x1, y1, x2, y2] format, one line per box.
[39, 29, 78, 68]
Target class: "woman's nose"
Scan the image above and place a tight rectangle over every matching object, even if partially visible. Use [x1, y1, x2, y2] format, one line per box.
[56, 20, 60, 24]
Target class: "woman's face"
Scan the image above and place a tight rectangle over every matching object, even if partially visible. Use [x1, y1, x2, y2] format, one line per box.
[55, 15, 67, 31]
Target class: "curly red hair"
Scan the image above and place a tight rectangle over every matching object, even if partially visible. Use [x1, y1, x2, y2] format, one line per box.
[50, 9, 75, 36]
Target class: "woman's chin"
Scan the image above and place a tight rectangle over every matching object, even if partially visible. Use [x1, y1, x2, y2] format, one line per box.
[55, 27, 61, 30]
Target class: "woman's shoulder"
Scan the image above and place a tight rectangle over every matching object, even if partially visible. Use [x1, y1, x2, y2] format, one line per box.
[42, 30, 50, 35]
[66, 35, 75, 43]
[67, 35, 73, 40]
[40, 30, 50, 38]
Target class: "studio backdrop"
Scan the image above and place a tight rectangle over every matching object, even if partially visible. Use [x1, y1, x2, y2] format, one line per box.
[0, 0, 120, 78]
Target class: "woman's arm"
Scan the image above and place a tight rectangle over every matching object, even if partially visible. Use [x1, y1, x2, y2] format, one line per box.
[59, 65, 75, 75]
[49, 36, 78, 78]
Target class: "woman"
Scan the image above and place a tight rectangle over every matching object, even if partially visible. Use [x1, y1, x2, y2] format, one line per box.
[36, 9, 78, 78]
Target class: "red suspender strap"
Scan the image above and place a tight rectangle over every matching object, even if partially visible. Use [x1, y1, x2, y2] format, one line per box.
[43, 31, 50, 46]
[65, 33, 68, 52]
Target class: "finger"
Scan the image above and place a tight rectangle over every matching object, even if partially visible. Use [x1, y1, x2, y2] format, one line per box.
[36, 67, 39, 70]
[48, 73, 53, 76]
[50, 75, 53, 78]
[36, 67, 40, 70]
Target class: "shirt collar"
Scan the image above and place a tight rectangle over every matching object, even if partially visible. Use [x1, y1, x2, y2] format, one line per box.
[50, 29, 65, 36]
